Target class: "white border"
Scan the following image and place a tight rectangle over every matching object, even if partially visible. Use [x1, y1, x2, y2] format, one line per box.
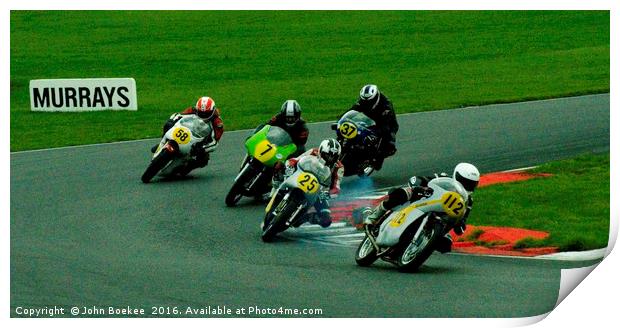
[3, 0, 615, 10]
[3, 2, 617, 328]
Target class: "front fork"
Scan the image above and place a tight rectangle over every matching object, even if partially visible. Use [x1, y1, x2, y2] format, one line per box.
[285, 202, 307, 227]
[364, 224, 382, 253]
[273, 189, 307, 227]
[154, 140, 179, 158]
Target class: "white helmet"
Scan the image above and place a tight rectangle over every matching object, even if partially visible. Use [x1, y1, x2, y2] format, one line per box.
[359, 84, 381, 110]
[280, 100, 302, 127]
[453, 163, 480, 192]
[318, 138, 342, 167]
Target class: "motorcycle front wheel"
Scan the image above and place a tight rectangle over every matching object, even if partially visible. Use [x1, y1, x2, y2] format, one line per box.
[355, 236, 379, 266]
[261, 190, 303, 243]
[225, 163, 256, 207]
[397, 221, 444, 273]
[141, 150, 173, 183]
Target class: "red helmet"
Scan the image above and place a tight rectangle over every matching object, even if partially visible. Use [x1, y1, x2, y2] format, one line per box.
[194, 96, 216, 119]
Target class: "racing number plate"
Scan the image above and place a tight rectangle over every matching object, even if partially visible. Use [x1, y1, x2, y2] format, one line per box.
[297, 173, 319, 194]
[441, 192, 465, 219]
[339, 122, 358, 139]
[172, 127, 191, 145]
[254, 140, 278, 163]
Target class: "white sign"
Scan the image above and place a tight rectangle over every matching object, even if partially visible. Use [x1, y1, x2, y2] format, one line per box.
[29, 78, 138, 112]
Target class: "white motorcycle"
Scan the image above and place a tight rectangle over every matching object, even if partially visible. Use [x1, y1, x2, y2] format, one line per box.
[261, 155, 332, 242]
[355, 177, 469, 272]
[141, 115, 216, 183]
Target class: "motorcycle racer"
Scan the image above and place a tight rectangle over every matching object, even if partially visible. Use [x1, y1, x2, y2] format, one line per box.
[341, 84, 398, 172]
[271, 139, 344, 228]
[253, 100, 309, 157]
[364, 163, 480, 253]
[152, 96, 224, 171]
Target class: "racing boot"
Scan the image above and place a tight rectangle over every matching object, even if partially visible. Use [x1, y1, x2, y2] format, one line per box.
[181, 152, 210, 175]
[362, 165, 374, 177]
[364, 203, 388, 226]
[309, 211, 332, 228]
[435, 233, 453, 253]
[372, 157, 385, 171]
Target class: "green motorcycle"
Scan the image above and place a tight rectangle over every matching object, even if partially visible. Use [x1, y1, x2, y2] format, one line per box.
[225, 125, 297, 207]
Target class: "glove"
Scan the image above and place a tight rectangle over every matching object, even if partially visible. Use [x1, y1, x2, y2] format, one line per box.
[412, 186, 433, 199]
[284, 163, 295, 177]
[319, 190, 331, 202]
[364, 134, 378, 146]
[454, 220, 467, 236]
[169, 113, 182, 120]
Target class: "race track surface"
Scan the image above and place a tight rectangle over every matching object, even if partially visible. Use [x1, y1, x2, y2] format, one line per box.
[10, 94, 609, 317]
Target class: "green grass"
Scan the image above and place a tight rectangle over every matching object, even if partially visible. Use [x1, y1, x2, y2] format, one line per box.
[10, 11, 609, 151]
[470, 153, 610, 251]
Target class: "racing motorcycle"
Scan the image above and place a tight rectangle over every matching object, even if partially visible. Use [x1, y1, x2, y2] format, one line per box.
[225, 125, 297, 207]
[141, 115, 215, 183]
[261, 155, 331, 242]
[332, 110, 381, 176]
[355, 177, 469, 272]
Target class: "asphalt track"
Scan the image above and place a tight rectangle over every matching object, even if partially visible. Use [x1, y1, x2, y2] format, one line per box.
[10, 94, 609, 317]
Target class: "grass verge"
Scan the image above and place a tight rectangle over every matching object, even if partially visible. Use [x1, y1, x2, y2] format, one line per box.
[470, 152, 610, 251]
[10, 11, 609, 151]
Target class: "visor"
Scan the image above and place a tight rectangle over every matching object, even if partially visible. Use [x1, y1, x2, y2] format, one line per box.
[455, 172, 479, 192]
[322, 152, 338, 166]
[285, 116, 297, 125]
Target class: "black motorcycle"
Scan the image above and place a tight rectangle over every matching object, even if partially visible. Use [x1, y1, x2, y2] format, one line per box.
[332, 110, 382, 177]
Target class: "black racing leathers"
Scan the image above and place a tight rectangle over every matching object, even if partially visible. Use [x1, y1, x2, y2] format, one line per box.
[343, 93, 398, 168]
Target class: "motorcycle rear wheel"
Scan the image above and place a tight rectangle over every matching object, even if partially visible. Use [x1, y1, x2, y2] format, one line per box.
[141, 150, 173, 183]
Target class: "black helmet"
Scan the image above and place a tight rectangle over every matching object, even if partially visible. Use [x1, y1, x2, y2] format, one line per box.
[280, 100, 302, 127]
[358, 84, 380, 110]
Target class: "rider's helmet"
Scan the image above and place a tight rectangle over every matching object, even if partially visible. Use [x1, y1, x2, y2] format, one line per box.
[358, 84, 381, 110]
[318, 138, 342, 167]
[453, 163, 480, 192]
[194, 96, 217, 119]
[280, 100, 302, 127]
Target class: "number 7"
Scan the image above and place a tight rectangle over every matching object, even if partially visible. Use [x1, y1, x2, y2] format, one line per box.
[260, 144, 273, 156]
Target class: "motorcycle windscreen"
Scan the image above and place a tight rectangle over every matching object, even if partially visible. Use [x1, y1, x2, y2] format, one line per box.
[265, 126, 297, 161]
[296, 156, 332, 186]
[178, 116, 212, 139]
[265, 125, 294, 146]
[338, 110, 377, 129]
[245, 125, 297, 166]
[376, 206, 427, 247]
[337, 110, 379, 141]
